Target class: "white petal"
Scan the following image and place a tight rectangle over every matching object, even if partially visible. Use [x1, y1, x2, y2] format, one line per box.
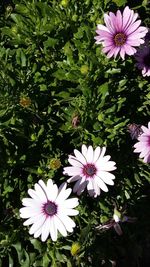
[54, 216, 67, 237]
[23, 217, 35, 226]
[38, 180, 55, 202]
[63, 166, 82, 176]
[92, 179, 101, 197]
[47, 180, 58, 201]
[28, 189, 41, 202]
[97, 161, 116, 171]
[56, 183, 72, 204]
[34, 183, 47, 202]
[20, 207, 40, 218]
[34, 227, 42, 238]
[81, 144, 88, 157]
[93, 147, 101, 162]
[41, 218, 52, 242]
[95, 176, 109, 192]
[68, 157, 83, 167]
[22, 198, 41, 207]
[63, 208, 79, 216]
[87, 180, 95, 196]
[49, 217, 57, 241]
[23, 214, 42, 226]
[62, 198, 79, 209]
[97, 171, 115, 185]
[99, 147, 106, 158]
[99, 170, 115, 180]
[74, 149, 87, 164]
[86, 146, 94, 163]
[57, 213, 75, 233]
[67, 175, 81, 183]
[101, 155, 111, 162]
[29, 215, 46, 235]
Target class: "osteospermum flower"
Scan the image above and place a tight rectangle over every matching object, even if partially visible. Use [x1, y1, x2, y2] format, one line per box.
[134, 122, 150, 163]
[94, 6, 148, 59]
[63, 145, 117, 198]
[96, 209, 136, 235]
[20, 180, 79, 242]
[135, 46, 150, 76]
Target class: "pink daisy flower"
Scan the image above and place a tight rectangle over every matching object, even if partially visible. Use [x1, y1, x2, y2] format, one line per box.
[134, 122, 150, 163]
[135, 46, 150, 77]
[63, 145, 117, 198]
[94, 6, 148, 60]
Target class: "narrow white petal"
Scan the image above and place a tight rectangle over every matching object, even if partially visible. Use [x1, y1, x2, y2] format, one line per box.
[97, 171, 115, 185]
[98, 170, 115, 180]
[23, 214, 42, 226]
[87, 180, 95, 196]
[20, 207, 40, 218]
[47, 180, 58, 201]
[29, 215, 46, 235]
[81, 144, 88, 157]
[99, 147, 106, 158]
[34, 227, 42, 238]
[34, 183, 47, 202]
[41, 218, 51, 242]
[101, 155, 111, 162]
[62, 198, 79, 209]
[74, 149, 87, 164]
[92, 180, 101, 197]
[22, 198, 41, 207]
[23, 217, 35, 226]
[56, 183, 72, 203]
[57, 213, 75, 233]
[28, 189, 41, 202]
[62, 208, 79, 216]
[68, 157, 83, 167]
[97, 161, 116, 171]
[93, 147, 101, 162]
[54, 216, 67, 237]
[95, 176, 109, 192]
[67, 175, 81, 183]
[86, 146, 94, 163]
[38, 180, 56, 202]
[49, 217, 58, 241]
[63, 166, 82, 176]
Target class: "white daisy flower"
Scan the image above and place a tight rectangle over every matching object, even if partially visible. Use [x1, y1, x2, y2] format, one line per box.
[63, 145, 117, 198]
[20, 180, 79, 242]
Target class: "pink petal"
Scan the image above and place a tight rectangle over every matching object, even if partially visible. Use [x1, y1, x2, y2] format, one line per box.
[104, 13, 116, 34]
[120, 47, 126, 60]
[123, 7, 134, 30]
[116, 10, 122, 32]
[123, 44, 136, 55]
[125, 20, 141, 35]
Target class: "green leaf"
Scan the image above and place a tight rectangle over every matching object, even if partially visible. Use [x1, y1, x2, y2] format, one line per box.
[112, 0, 127, 7]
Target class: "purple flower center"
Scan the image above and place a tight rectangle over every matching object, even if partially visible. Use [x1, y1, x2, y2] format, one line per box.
[83, 164, 97, 177]
[43, 201, 57, 216]
[114, 33, 126, 46]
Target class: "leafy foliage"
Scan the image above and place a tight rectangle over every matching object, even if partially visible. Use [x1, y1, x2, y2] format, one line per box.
[0, 0, 150, 266]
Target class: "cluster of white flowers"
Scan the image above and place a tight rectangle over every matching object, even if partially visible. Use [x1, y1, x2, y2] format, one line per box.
[20, 144, 117, 242]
